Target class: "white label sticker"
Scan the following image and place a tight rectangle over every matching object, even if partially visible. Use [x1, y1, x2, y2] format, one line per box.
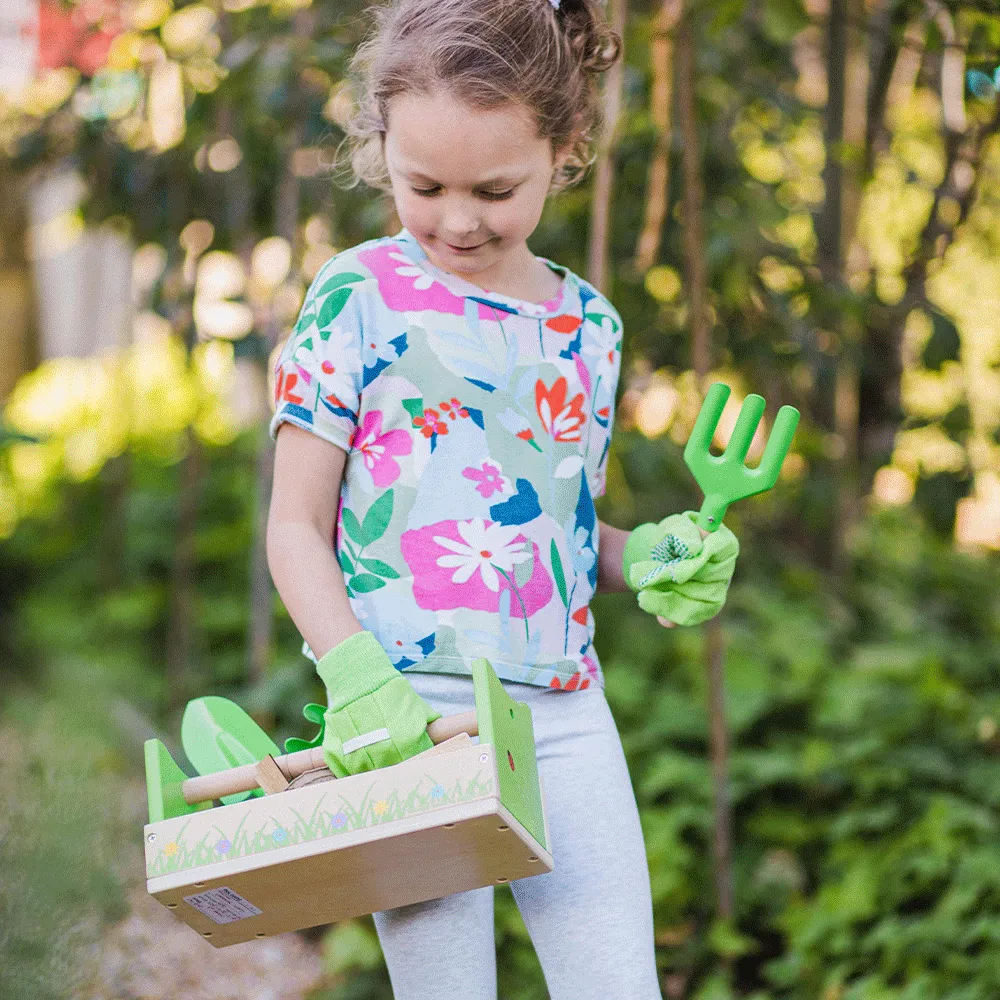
[183, 886, 263, 924]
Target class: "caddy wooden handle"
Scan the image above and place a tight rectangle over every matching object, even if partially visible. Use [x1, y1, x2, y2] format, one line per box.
[180, 709, 479, 805]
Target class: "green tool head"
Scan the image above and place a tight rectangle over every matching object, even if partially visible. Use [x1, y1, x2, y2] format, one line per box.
[683, 382, 800, 532]
[181, 696, 282, 805]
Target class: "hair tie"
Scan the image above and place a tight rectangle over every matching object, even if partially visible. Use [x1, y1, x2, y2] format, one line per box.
[548, 0, 561, 9]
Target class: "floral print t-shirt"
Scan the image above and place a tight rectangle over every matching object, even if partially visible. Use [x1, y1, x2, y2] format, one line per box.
[270, 229, 621, 691]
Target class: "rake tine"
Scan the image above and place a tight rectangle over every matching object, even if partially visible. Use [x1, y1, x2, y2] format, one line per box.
[683, 382, 800, 532]
[685, 381, 730, 460]
[722, 393, 765, 466]
[755, 404, 800, 491]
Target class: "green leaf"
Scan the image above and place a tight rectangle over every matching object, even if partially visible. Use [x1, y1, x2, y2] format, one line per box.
[317, 271, 364, 298]
[585, 311, 619, 332]
[338, 548, 355, 575]
[318, 287, 353, 330]
[402, 397, 425, 423]
[358, 557, 400, 579]
[295, 311, 315, 335]
[550, 539, 568, 607]
[350, 573, 386, 593]
[342, 508, 366, 546]
[362, 490, 394, 543]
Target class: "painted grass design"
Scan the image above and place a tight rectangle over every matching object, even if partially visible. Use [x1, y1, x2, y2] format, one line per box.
[148, 769, 494, 877]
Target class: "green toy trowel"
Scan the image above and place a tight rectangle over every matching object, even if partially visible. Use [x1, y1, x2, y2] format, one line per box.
[684, 382, 800, 531]
[181, 696, 283, 805]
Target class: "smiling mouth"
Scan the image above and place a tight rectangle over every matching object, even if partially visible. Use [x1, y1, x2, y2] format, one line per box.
[443, 239, 487, 251]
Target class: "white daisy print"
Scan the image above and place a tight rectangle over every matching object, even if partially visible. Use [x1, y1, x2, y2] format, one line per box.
[433, 518, 532, 592]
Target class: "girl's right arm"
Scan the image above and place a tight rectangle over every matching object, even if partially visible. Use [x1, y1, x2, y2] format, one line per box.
[266, 422, 362, 660]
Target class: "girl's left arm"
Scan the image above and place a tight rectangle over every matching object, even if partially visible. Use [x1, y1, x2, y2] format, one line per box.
[596, 517, 678, 628]
[595, 519, 630, 594]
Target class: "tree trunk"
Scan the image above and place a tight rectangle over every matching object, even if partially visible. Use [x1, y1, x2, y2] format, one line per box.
[633, 0, 682, 276]
[677, 6, 733, 923]
[587, 0, 627, 294]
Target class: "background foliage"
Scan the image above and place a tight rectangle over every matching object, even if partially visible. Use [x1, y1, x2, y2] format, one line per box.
[2, 0, 1000, 997]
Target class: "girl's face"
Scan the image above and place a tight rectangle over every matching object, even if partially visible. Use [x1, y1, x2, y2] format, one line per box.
[382, 88, 564, 286]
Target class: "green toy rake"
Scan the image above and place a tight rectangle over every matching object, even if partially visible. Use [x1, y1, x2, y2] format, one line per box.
[684, 383, 800, 532]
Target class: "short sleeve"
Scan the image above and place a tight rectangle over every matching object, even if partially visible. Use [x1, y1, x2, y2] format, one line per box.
[270, 255, 368, 452]
[586, 301, 622, 499]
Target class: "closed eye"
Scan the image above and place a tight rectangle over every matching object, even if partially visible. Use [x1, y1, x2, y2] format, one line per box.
[410, 186, 516, 201]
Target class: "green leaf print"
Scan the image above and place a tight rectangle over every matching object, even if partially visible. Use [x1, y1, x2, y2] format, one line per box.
[401, 398, 425, 423]
[362, 490, 394, 543]
[358, 557, 400, 579]
[318, 271, 364, 297]
[342, 508, 366, 546]
[295, 311, 315, 335]
[550, 539, 568, 607]
[585, 310, 620, 332]
[318, 287, 354, 331]
[350, 574, 386, 593]
[339, 548, 355, 575]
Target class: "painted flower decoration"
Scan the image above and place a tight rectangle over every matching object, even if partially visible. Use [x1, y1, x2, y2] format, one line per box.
[164, 841, 179, 858]
[331, 811, 348, 829]
[535, 376, 586, 442]
[433, 517, 532, 592]
[351, 409, 411, 488]
[412, 407, 448, 438]
[272, 827, 288, 844]
[430, 784, 446, 801]
[462, 460, 512, 499]
[215, 839, 232, 856]
[374, 799, 389, 817]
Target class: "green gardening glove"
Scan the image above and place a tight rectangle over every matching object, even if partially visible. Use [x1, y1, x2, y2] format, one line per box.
[622, 511, 739, 626]
[316, 629, 441, 778]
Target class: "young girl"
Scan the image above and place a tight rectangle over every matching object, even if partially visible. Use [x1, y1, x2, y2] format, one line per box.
[267, 1, 736, 996]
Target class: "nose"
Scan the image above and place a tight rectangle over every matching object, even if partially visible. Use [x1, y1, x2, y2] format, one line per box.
[441, 203, 481, 240]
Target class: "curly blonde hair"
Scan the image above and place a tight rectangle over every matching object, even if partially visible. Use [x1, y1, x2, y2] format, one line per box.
[339, 0, 622, 193]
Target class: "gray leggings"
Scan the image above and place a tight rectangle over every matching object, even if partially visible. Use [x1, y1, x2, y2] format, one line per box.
[373, 672, 663, 1000]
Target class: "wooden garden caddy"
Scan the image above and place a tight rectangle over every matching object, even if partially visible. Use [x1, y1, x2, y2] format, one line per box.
[144, 658, 551, 948]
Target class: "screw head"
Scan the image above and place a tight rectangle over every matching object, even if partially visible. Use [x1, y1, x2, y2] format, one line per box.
[479, 752, 489, 763]
[147, 833, 157, 843]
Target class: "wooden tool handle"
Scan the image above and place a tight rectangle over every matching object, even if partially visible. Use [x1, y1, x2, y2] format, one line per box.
[180, 710, 480, 805]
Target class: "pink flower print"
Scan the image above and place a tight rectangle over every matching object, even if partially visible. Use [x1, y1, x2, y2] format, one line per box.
[351, 409, 411, 488]
[400, 519, 553, 615]
[433, 518, 531, 592]
[357, 243, 467, 315]
[462, 461, 511, 499]
[535, 377, 586, 442]
[356, 242, 501, 319]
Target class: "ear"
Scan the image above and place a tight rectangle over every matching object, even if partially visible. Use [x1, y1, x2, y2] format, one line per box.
[552, 113, 586, 173]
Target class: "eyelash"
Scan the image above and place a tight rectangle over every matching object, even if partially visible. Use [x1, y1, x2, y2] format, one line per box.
[411, 186, 515, 201]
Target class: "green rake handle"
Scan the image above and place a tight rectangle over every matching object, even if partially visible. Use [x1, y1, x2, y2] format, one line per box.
[684, 383, 800, 532]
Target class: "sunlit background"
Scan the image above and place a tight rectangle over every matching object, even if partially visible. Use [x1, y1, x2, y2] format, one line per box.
[2, 1, 1000, 999]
